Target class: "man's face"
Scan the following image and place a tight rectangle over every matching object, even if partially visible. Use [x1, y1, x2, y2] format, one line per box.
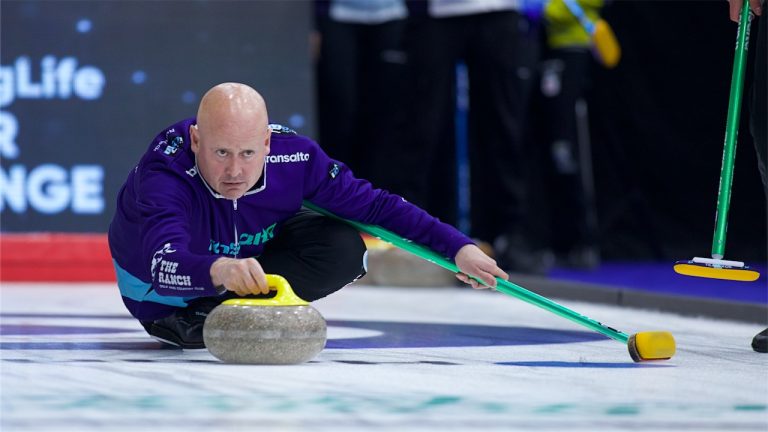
[190, 123, 270, 200]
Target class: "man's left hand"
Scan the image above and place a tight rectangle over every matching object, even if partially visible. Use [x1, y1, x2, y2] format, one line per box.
[454, 244, 509, 289]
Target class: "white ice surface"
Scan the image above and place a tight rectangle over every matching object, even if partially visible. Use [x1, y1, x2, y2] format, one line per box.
[1, 282, 766, 431]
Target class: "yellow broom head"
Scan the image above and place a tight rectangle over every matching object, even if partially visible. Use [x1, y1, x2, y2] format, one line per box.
[593, 19, 621, 69]
[628, 331, 676, 362]
[674, 257, 760, 282]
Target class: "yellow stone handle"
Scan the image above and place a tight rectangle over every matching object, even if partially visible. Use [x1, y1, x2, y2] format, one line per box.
[221, 274, 308, 307]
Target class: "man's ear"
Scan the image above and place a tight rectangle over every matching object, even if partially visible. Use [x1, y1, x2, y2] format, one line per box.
[190, 124, 200, 154]
[264, 131, 271, 156]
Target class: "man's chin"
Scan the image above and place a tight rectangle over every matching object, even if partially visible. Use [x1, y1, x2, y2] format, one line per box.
[220, 188, 246, 200]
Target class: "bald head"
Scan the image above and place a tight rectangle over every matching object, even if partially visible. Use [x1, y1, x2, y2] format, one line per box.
[197, 83, 269, 135]
[190, 83, 271, 200]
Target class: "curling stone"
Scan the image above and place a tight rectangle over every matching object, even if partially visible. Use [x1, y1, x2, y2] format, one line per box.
[365, 238, 457, 287]
[203, 274, 326, 364]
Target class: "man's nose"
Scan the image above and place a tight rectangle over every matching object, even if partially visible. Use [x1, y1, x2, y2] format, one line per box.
[225, 157, 242, 177]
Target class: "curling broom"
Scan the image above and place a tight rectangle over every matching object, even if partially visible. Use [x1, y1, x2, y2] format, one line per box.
[304, 201, 675, 363]
[562, 0, 621, 68]
[674, 1, 761, 282]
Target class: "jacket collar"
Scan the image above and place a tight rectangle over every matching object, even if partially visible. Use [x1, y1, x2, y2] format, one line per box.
[195, 157, 267, 200]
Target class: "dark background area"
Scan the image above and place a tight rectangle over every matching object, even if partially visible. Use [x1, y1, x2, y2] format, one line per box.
[588, 1, 766, 261]
[0, 0, 765, 263]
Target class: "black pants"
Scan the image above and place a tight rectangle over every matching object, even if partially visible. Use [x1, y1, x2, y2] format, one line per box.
[751, 6, 767, 198]
[315, 17, 408, 191]
[258, 210, 367, 301]
[536, 48, 597, 252]
[404, 11, 539, 242]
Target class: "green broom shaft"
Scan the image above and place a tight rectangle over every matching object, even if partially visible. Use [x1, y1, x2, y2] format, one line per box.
[712, 2, 751, 258]
[304, 201, 630, 344]
[494, 280, 629, 343]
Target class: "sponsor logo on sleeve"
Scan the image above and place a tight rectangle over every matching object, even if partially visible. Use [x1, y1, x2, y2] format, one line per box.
[267, 124, 297, 135]
[151, 243, 176, 278]
[329, 163, 340, 179]
[265, 152, 310, 163]
[152, 128, 184, 157]
[150, 243, 193, 289]
[157, 259, 192, 288]
[164, 136, 183, 156]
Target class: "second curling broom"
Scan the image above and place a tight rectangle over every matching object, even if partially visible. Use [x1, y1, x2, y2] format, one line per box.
[674, 1, 761, 282]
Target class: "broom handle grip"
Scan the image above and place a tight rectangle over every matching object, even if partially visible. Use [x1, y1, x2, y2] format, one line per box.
[712, 1, 752, 259]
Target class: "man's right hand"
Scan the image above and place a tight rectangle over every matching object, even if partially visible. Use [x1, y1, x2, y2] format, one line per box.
[210, 257, 269, 296]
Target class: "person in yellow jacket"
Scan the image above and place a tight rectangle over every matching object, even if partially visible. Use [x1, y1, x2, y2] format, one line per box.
[544, 0, 603, 50]
[535, 0, 606, 269]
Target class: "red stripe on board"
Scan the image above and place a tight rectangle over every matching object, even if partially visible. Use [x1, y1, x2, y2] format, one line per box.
[0, 233, 115, 282]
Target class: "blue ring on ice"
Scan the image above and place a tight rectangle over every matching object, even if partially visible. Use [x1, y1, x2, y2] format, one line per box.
[0, 314, 605, 350]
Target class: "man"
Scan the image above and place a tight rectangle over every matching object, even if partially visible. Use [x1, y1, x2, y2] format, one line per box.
[109, 82, 507, 349]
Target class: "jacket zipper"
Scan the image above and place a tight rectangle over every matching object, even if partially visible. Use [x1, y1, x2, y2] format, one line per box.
[233, 199, 239, 258]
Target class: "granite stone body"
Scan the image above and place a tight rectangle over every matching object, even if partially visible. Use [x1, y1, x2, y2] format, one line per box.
[203, 304, 327, 364]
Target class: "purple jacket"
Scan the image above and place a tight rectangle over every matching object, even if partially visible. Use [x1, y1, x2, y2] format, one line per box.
[108, 118, 472, 320]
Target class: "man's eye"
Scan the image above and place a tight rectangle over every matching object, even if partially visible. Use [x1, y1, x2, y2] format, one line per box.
[216, 150, 228, 157]
[243, 151, 255, 157]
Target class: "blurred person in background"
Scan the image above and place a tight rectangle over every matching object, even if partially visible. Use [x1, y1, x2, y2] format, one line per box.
[531, 0, 607, 269]
[403, 0, 550, 274]
[314, 0, 409, 192]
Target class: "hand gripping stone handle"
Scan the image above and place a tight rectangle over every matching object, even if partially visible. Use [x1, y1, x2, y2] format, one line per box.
[221, 274, 309, 307]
